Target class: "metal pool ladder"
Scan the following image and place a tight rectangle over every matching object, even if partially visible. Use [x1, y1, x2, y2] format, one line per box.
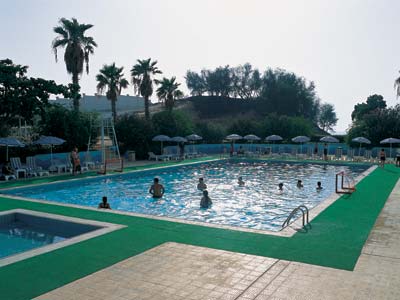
[282, 205, 311, 231]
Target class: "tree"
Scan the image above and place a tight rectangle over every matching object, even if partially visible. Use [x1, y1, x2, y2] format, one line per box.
[231, 63, 262, 99]
[0, 59, 71, 132]
[152, 110, 194, 137]
[318, 103, 338, 132]
[348, 104, 400, 146]
[155, 77, 184, 111]
[185, 70, 206, 96]
[52, 18, 97, 111]
[206, 66, 233, 97]
[115, 114, 154, 159]
[39, 105, 98, 150]
[96, 63, 129, 123]
[351, 94, 387, 121]
[131, 58, 162, 120]
[260, 68, 319, 120]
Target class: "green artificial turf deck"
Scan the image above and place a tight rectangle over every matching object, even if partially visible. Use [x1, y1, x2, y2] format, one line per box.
[0, 163, 398, 300]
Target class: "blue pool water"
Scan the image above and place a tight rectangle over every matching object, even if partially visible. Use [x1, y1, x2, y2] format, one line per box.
[0, 221, 66, 259]
[2, 160, 369, 231]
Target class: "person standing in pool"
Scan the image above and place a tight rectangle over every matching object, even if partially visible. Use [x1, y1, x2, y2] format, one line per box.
[297, 180, 303, 188]
[379, 149, 386, 168]
[197, 177, 207, 190]
[238, 176, 245, 186]
[316, 181, 323, 191]
[149, 178, 165, 198]
[200, 190, 212, 208]
[278, 183, 284, 191]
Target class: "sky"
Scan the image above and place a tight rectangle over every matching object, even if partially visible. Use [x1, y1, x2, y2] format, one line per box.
[1, 0, 400, 132]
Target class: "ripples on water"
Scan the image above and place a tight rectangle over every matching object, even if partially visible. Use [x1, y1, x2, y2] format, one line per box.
[5, 160, 368, 231]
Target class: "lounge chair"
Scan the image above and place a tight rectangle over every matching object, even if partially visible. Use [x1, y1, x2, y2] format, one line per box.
[346, 149, 355, 161]
[83, 152, 96, 169]
[148, 152, 169, 161]
[164, 149, 180, 160]
[10, 157, 28, 178]
[26, 156, 49, 177]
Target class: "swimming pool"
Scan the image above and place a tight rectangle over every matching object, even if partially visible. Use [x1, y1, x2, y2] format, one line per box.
[2, 160, 369, 231]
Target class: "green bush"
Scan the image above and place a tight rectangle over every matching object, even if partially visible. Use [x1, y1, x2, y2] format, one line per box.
[195, 122, 226, 143]
[115, 114, 155, 159]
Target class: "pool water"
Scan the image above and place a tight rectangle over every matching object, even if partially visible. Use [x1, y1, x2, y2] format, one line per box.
[0, 221, 66, 259]
[3, 160, 369, 231]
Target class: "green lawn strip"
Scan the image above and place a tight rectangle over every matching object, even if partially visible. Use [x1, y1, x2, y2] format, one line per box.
[0, 165, 398, 300]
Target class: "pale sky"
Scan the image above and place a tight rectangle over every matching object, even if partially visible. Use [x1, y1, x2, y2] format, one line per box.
[1, 0, 400, 132]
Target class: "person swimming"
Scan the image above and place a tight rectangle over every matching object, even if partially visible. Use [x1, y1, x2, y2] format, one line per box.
[316, 181, 323, 190]
[238, 176, 245, 186]
[197, 177, 207, 190]
[297, 180, 303, 188]
[149, 178, 165, 198]
[200, 190, 212, 208]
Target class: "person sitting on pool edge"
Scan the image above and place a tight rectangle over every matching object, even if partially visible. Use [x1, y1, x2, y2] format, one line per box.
[197, 177, 207, 190]
[200, 190, 212, 208]
[149, 177, 165, 198]
[316, 181, 323, 191]
[238, 176, 245, 186]
[98, 196, 111, 209]
[297, 180, 303, 188]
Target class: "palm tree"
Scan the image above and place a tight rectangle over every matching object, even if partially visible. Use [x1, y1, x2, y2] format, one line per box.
[395, 71, 400, 99]
[96, 63, 129, 123]
[130, 58, 162, 120]
[155, 77, 184, 111]
[52, 18, 97, 111]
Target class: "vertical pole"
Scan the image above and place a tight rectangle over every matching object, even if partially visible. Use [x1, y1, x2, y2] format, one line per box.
[341, 172, 344, 190]
[101, 119, 105, 166]
[335, 173, 338, 193]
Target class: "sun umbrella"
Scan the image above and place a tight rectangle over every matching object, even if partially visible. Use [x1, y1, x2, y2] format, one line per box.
[244, 134, 261, 141]
[186, 134, 203, 141]
[152, 135, 171, 154]
[32, 135, 66, 164]
[226, 134, 243, 140]
[170, 136, 187, 143]
[265, 135, 283, 142]
[291, 136, 310, 154]
[186, 134, 203, 153]
[0, 137, 25, 161]
[244, 134, 261, 151]
[170, 137, 187, 156]
[266, 135, 283, 153]
[380, 137, 400, 158]
[352, 137, 371, 156]
[320, 136, 339, 143]
[320, 136, 339, 157]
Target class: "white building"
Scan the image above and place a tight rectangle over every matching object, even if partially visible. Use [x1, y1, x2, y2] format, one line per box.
[51, 94, 145, 118]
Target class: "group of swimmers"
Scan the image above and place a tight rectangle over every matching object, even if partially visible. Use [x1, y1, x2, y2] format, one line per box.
[98, 176, 324, 210]
[279, 180, 323, 191]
